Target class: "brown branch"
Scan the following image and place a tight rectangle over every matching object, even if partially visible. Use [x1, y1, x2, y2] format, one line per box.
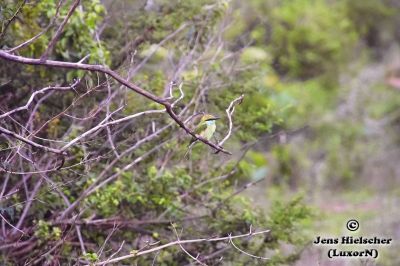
[40, 0, 81, 61]
[0, 50, 231, 155]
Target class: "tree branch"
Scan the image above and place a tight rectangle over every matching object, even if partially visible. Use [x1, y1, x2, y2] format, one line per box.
[218, 94, 244, 147]
[0, 80, 79, 120]
[0, 50, 231, 154]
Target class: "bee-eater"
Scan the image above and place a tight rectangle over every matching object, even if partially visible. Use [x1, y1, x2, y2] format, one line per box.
[185, 114, 220, 157]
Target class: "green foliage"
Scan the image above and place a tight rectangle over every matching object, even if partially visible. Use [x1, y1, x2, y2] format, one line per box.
[55, 0, 109, 64]
[240, 46, 270, 64]
[211, 69, 287, 142]
[103, 0, 226, 67]
[82, 252, 99, 263]
[344, 0, 396, 44]
[266, 195, 313, 247]
[87, 166, 192, 217]
[34, 220, 62, 242]
[237, 151, 269, 183]
[3, 0, 109, 63]
[269, 0, 357, 78]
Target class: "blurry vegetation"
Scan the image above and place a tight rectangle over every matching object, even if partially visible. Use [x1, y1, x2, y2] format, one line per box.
[1, 0, 400, 264]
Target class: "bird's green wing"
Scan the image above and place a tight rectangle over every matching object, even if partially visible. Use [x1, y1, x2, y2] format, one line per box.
[194, 122, 208, 135]
[189, 122, 207, 145]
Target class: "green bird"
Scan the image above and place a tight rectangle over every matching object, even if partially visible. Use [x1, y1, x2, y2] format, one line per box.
[185, 114, 220, 157]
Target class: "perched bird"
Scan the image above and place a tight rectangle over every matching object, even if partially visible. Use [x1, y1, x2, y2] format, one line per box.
[185, 114, 220, 158]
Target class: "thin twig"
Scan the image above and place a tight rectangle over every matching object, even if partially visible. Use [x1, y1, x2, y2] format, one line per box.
[229, 233, 269, 260]
[218, 94, 244, 147]
[0, 80, 79, 120]
[172, 223, 207, 266]
[0, 213, 25, 235]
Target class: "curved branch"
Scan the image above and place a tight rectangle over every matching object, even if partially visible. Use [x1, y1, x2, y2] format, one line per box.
[0, 50, 231, 155]
[218, 94, 244, 147]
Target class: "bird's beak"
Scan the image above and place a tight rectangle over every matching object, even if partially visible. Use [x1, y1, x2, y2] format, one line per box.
[212, 117, 220, 121]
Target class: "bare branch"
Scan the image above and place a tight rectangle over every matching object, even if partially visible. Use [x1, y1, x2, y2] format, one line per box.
[104, 240, 125, 264]
[218, 94, 244, 147]
[11, 177, 43, 235]
[0, 213, 25, 235]
[0, 80, 79, 120]
[92, 229, 270, 265]
[40, 0, 81, 61]
[229, 234, 269, 261]
[172, 223, 207, 266]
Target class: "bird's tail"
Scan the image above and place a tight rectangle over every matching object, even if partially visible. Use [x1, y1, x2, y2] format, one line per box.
[183, 141, 197, 160]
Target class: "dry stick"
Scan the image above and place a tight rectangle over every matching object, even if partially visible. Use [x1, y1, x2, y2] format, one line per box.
[171, 223, 207, 266]
[11, 177, 43, 235]
[97, 223, 118, 258]
[40, 0, 81, 61]
[218, 94, 244, 147]
[0, 173, 11, 199]
[185, 246, 230, 265]
[92, 229, 270, 265]
[105, 78, 120, 157]
[58, 129, 172, 219]
[28, 80, 104, 138]
[36, 171, 87, 257]
[228, 234, 269, 260]
[0, 213, 25, 235]
[0, 81, 79, 120]
[58, 104, 125, 151]
[2, 152, 109, 175]
[104, 240, 125, 264]
[0, 50, 230, 155]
